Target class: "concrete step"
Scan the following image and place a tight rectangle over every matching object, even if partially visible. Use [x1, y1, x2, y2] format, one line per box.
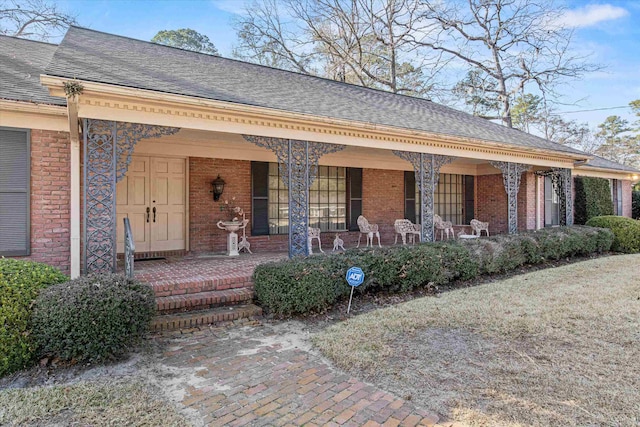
[151, 304, 263, 332]
[150, 275, 253, 297]
[156, 287, 255, 314]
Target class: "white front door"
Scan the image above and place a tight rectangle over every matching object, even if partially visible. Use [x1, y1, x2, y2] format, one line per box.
[117, 156, 186, 253]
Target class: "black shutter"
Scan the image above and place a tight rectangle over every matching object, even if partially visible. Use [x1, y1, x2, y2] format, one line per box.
[0, 128, 30, 256]
[251, 161, 269, 235]
[404, 171, 416, 223]
[464, 175, 475, 224]
[348, 168, 362, 231]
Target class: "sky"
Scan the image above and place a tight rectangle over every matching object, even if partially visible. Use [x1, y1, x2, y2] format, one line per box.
[51, 0, 640, 130]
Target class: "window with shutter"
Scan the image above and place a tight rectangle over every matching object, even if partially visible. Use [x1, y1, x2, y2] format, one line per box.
[0, 128, 30, 256]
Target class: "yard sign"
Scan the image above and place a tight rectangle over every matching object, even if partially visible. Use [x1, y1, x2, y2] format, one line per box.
[346, 267, 364, 314]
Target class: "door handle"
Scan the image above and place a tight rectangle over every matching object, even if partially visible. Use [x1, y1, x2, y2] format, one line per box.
[153, 207, 156, 223]
[146, 207, 150, 223]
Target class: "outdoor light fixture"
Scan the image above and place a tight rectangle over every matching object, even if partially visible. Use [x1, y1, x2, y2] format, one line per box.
[211, 175, 226, 201]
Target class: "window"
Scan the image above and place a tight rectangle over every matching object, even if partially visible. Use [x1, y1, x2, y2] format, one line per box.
[405, 172, 469, 225]
[253, 162, 351, 235]
[0, 128, 30, 256]
[612, 179, 623, 215]
[544, 176, 560, 226]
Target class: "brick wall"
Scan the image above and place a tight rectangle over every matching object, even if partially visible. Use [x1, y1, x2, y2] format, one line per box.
[622, 180, 633, 218]
[188, 159, 412, 252]
[476, 172, 535, 234]
[14, 129, 71, 274]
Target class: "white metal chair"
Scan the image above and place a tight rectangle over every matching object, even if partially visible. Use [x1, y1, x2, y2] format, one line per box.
[434, 214, 454, 240]
[394, 219, 421, 245]
[470, 219, 490, 236]
[357, 215, 381, 248]
[307, 227, 324, 254]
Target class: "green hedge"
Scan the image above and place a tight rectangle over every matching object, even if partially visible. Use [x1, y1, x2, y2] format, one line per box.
[586, 216, 640, 253]
[633, 191, 640, 220]
[253, 226, 613, 316]
[0, 259, 67, 377]
[574, 177, 614, 224]
[32, 274, 156, 363]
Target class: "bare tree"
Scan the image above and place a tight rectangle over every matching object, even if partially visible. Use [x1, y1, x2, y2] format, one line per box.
[233, 0, 444, 96]
[0, 0, 77, 41]
[413, 0, 601, 127]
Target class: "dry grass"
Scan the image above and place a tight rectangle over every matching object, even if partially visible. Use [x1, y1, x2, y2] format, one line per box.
[0, 378, 189, 426]
[313, 254, 640, 426]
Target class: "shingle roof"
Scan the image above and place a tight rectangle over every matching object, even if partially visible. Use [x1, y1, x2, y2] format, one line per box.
[582, 155, 640, 173]
[44, 26, 590, 157]
[0, 35, 65, 106]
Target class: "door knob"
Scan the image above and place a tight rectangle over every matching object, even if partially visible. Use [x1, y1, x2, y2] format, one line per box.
[153, 207, 156, 223]
[146, 207, 150, 223]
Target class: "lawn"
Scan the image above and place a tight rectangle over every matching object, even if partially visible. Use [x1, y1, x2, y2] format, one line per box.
[313, 254, 640, 426]
[0, 378, 189, 426]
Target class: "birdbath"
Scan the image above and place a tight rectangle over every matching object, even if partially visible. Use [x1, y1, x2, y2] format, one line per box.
[217, 219, 249, 256]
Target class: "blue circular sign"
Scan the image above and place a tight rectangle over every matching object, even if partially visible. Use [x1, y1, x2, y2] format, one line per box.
[346, 267, 365, 287]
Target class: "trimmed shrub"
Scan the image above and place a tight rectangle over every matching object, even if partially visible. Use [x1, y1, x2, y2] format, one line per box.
[0, 259, 67, 377]
[253, 226, 613, 316]
[586, 216, 640, 253]
[32, 274, 156, 363]
[574, 177, 614, 224]
[633, 191, 640, 220]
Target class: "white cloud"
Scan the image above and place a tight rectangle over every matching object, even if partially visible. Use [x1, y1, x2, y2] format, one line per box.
[211, 0, 248, 16]
[557, 4, 629, 28]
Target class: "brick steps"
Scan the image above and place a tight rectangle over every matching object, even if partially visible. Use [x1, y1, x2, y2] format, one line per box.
[150, 275, 253, 297]
[151, 304, 262, 332]
[156, 287, 254, 314]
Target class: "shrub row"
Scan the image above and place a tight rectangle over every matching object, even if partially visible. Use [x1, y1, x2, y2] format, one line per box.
[253, 226, 614, 316]
[586, 216, 640, 253]
[574, 176, 614, 224]
[0, 259, 67, 377]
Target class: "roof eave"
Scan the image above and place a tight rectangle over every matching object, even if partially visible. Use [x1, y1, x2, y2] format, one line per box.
[40, 74, 591, 163]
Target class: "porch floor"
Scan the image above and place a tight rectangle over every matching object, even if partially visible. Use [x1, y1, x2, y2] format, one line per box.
[130, 251, 288, 288]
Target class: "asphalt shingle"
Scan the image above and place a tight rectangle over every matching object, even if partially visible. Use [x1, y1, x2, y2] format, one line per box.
[44, 26, 588, 157]
[0, 35, 65, 106]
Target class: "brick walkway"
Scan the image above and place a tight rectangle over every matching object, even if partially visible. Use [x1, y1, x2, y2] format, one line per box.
[157, 321, 442, 427]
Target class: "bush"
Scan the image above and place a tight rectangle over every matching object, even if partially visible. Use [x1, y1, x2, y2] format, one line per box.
[32, 274, 156, 363]
[574, 177, 614, 224]
[633, 191, 640, 220]
[253, 227, 613, 316]
[0, 259, 67, 377]
[586, 216, 640, 253]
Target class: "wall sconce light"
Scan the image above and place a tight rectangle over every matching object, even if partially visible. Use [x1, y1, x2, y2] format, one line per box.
[211, 175, 226, 202]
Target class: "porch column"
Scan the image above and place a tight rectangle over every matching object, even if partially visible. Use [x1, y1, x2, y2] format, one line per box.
[82, 119, 179, 274]
[535, 168, 574, 226]
[558, 168, 574, 226]
[243, 135, 345, 257]
[490, 161, 531, 234]
[392, 151, 454, 242]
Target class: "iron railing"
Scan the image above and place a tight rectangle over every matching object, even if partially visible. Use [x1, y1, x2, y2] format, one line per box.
[123, 217, 135, 279]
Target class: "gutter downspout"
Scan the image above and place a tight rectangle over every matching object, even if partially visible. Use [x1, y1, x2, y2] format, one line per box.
[67, 96, 81, 278]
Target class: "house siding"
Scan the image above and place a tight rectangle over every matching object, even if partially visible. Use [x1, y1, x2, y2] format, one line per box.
[13, 129, 71, 274]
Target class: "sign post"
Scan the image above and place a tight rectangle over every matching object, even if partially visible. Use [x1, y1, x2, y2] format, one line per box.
[345, 267, 365, 314]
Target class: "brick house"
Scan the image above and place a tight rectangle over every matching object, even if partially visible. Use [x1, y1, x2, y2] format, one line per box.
[1, 27, 639, 279]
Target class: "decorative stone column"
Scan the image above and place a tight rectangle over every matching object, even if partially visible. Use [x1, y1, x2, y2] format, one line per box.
[83, 119, 179, 274]
[392, 151, 454, 242]
[490, 161, 532, 234]
[243, 135, 345, 257]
